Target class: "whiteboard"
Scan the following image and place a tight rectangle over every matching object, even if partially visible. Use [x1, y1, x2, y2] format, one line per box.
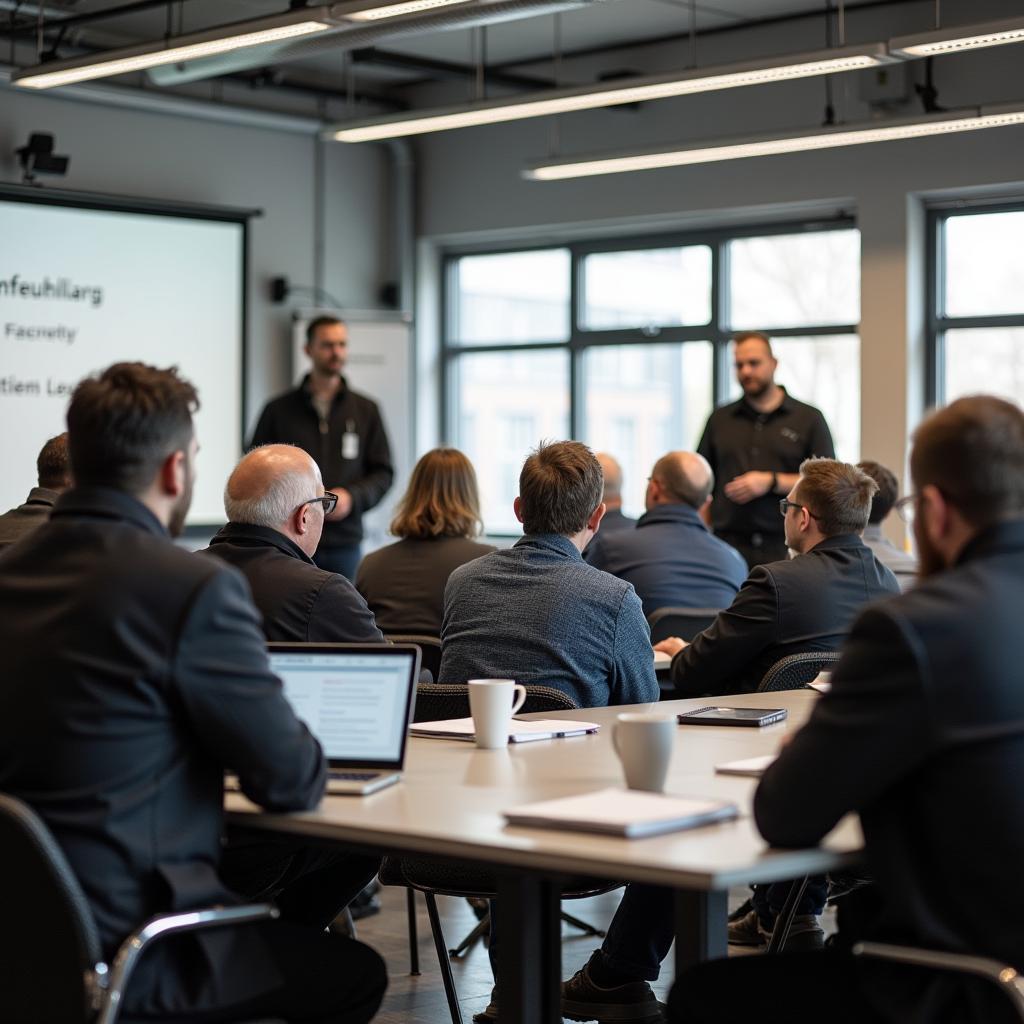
[292, 310, 413, 553]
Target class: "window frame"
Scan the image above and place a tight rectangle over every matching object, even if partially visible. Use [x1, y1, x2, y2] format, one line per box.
[441, 216, 859, 535]
[926, 200, 1024, 407]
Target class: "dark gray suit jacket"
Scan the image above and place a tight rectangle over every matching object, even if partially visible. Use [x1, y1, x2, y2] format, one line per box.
[0, 487, 326, 1015]
[755, 520, 1024, 1022]
[0, 486, 61, 553]
[669, 533, 899, 695]
[203, 522, 383, 643]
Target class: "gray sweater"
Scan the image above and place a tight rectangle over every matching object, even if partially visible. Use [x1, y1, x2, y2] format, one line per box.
[439, 533, 659, 709]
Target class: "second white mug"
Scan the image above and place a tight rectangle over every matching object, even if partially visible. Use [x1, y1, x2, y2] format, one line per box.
[612, 713, 676, 792]
[468, 679, 527, 749]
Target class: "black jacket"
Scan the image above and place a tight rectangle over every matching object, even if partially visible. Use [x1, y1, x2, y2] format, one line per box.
[0, 487, 326, 1015]
[670, 533, 898, 695]
[204, 522, 383, 643]
[0, 485, 61, 553]
[755, 520, 1024, 1022]
[249, 376, 393, 548]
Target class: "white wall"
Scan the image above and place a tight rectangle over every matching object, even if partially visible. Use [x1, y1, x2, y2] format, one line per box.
[0, 85, 391, 437]
[407, 0, 1024, 542]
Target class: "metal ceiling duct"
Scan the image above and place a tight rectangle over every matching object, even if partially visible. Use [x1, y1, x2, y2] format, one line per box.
[145, 0, 605, 86]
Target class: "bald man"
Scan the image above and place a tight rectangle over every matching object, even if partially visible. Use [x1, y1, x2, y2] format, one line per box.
[203, 444, 383, 644]
[595, 453, 637, 535]
[584, 451, 747, 616]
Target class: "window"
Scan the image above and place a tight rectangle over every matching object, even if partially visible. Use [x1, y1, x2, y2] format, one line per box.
[444, 223, 860, 534]
[930, 207, 1024, 407]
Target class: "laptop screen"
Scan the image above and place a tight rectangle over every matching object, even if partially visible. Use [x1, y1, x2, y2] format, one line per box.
[268, 645, 418, 769]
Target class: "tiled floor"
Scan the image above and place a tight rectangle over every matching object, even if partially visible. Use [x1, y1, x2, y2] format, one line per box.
[356, 885, 838, 1023]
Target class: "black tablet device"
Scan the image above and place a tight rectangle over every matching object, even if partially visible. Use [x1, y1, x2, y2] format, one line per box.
[677, 706, 787, 727]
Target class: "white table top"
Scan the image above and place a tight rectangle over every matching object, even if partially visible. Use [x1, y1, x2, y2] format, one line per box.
[227, 690, 861, 891]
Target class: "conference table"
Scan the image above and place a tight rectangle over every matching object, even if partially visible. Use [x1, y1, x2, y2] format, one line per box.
[227, 689, 862, 1023]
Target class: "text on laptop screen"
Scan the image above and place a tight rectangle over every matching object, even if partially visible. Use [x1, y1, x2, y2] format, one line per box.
[270, 651, 413, 763]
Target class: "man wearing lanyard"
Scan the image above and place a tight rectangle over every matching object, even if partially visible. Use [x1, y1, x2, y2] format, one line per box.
[250, 316, 394, 580]
[697, 331, 835, 568]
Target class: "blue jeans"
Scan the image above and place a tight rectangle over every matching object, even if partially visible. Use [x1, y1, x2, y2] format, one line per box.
[314, 544, 361, 581]
[751, 877, 828, 927]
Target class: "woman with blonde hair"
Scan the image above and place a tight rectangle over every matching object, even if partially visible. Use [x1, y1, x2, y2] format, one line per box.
[355, 447, 495, 635]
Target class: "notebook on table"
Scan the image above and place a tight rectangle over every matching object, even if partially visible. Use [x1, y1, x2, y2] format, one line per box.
[410, 718, 599, 743]
[227, 642, 420, 796]
[714, 754, 778, 777]
[503, 787, 738, 838]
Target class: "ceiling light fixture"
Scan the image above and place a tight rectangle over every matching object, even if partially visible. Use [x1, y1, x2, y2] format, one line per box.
[889, 16, 1024, 57]
[341, 0, 477, 20]
[523, 103, 1024, 180]
[326, 43, 895, 142]
[12, 9, 338, 90]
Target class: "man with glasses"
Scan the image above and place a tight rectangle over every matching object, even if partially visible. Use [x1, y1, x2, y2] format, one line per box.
[671, 395, 1024, 1023]
[203, 444, 383, 644]
[562, 459, 897, 1024]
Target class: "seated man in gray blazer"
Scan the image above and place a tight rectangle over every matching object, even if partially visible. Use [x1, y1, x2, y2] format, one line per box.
[0, 432, 71, 553]
[203, 444, 383, 644]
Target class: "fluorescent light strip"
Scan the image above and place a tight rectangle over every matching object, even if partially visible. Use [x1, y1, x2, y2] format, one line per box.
[890, 17, 1024, 57]
[328, 46, 890, 142]
[525, 106, 1024, 180]
[343, 0, 476, 20]
[14, 19, 331, 90]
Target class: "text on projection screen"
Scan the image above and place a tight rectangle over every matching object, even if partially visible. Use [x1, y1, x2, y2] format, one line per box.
[0, 200, 243, 525]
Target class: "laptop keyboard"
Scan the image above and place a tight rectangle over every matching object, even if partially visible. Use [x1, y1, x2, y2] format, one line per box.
[329, 771, 382, 781]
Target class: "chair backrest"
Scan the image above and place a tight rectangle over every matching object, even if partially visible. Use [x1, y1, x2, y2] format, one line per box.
[413, 682, 580, 723]
[0, 793, 104, 1023]
[757, 651, 842, 692]
[386, 634, 442, 681]
[647, 606, 720, 645]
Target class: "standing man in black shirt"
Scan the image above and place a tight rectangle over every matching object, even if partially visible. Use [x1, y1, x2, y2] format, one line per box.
[698, 332, 835, 568]
[250, 315, 394, 579]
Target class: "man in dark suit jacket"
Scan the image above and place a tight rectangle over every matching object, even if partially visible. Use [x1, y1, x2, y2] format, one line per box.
[0, 432, 71, 552]
[585, 450, 747, 615]
[657, 458, 898, 697]
[0, 363, 385, 1022]
[671, 396, 1024, 1024]
[562, 459, 898, 1024]
[203, 444, 383, 643]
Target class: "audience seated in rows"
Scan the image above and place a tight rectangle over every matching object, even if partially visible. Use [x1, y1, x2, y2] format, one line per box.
[439, 439, 659, 707]
[203, 443, 383, 643]
[584, 450, 747, 616]
[356, 447, 495, 636]
[560, 457, 899, 1024]
[858, 458, 919, 590]
[672, 395, 1024, 1024]
[0, 363, 385, 1023]
[0, 432, 71, 553]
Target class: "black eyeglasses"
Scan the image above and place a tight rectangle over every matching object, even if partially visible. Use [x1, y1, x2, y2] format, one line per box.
[300, 492, 338, 515]
[779, 499, 818, 519]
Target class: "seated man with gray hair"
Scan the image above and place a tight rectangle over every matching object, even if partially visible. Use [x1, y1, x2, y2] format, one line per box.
[203, 444, 382, 643]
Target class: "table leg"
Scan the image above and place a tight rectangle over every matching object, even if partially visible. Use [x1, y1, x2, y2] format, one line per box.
[674, 889, 728, 976]
[497, 875, 562, 1023]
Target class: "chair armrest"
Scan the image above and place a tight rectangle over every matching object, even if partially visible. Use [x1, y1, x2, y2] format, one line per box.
[852, 941, 1024, 1021]
[97, 903, 279, 1024]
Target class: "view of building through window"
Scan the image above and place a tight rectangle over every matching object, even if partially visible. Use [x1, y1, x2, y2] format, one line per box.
[445, 225, 862, 534]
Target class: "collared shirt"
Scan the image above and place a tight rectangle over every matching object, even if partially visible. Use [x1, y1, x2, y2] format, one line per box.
[584, 503, 747, 616]
[439, 533, 659, 709]
[862, 523, 918, 591]
[0, 485, 62, 553]
[697, 388, 835, 539]
[204, 521, 383, 644]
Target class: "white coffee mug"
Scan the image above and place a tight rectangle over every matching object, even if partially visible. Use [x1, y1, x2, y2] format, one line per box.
[468, 679, 527, 749]
[612, 713, 676, 792]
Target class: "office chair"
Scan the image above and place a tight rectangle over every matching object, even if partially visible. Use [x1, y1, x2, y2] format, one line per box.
[0, 792, 279, 1024]
[757, 650, 841, 692]
[647, 606, 720, 645]
[382, 683, 619, 1024]
[385, 633, 442, 682]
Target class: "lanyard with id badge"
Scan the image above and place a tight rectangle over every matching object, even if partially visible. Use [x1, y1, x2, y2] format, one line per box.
[342, 419, 360, 461]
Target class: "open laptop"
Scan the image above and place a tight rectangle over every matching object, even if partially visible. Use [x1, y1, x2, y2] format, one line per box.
[262, 642, 420, 796]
